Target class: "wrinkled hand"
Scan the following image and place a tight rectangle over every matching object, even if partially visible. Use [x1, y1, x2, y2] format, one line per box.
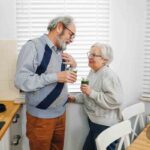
[57, 71, 77, 83]
[62, 53, 77, 68]
[80, 84, 91, 96]
[68, 95, 75, 103]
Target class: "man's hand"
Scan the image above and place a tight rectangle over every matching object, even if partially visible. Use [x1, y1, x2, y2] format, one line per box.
[62, 53, 77, 68]
[57, 71, 77, 83]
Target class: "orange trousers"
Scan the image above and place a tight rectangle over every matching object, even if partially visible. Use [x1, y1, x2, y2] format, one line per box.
[26, 112, 66, 150]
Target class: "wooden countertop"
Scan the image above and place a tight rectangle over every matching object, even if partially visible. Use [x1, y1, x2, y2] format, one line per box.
[0, 101, 21, 140]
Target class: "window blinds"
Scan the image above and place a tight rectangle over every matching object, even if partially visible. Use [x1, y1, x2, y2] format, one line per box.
[16, 0, 110, 92]
[141, 0, 150, 101]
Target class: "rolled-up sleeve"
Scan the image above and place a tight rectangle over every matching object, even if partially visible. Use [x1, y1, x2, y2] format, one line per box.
[15, 41, 57, 92]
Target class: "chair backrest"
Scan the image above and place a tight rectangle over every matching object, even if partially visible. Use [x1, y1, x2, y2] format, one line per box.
[96, 120, 131, 150]
[121, 102, 145, 142]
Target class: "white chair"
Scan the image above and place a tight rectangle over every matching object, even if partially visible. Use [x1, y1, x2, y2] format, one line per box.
[96, 120, 132, 150]
[122, 102, 145, 142]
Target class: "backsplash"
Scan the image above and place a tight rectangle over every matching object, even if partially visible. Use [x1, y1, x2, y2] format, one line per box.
[0, 40, 20, 100]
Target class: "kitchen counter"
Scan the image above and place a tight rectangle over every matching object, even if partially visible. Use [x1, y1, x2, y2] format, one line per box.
[0, 101, 21, 140]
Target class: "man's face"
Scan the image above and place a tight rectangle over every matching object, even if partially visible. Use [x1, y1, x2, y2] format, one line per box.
[56, 23, 76, 50]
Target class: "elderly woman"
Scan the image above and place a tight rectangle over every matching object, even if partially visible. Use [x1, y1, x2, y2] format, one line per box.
[69, 43, 124, 150]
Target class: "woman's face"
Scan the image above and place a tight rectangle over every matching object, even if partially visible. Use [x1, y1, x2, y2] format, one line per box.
[88, 47, 106, 71]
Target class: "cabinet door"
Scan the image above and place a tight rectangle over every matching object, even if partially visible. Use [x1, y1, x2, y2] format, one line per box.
[0, 128, 10, 150]
[10, 109, 22, 150]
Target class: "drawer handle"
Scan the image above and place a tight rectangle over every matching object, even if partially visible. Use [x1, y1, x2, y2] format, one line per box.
[12, 114, 20, 123]
[11, 135, 21, 145]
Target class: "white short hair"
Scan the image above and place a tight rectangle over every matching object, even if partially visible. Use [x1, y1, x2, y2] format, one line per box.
[47, 16, 74, 31]
[91, 43, 113, 65]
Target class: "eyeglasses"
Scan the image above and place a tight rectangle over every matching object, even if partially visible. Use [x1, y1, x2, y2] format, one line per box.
[87, 52, 102, 58]
[63, 24, 75, 40]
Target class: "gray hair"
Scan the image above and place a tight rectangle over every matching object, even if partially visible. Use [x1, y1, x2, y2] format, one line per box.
[91, 43, 113, 65]
[47, 16, 74, 31]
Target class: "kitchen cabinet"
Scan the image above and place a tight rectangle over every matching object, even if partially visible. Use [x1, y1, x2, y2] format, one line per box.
[0, 108, 22, 150]
[0, 128, 10, 150]
[0, 101, 22, 150]
[10, 109, 22, 150]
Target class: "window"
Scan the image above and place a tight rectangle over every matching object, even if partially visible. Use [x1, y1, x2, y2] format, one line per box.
[16, 0, 110, 92]
[141, 0, 150, 101]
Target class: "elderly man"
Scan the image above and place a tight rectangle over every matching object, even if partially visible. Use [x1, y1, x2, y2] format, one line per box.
[15, 16, 77, 150]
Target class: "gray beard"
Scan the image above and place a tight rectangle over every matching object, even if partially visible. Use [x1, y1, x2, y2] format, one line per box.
[56, 36, 67, 51]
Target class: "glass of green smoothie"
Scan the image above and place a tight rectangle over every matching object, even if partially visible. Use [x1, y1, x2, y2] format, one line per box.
[81, 78, 89, 85]
[68, 67, 77, 74]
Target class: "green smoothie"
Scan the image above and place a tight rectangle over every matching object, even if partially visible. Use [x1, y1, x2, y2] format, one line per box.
[81, 78, 89, 85]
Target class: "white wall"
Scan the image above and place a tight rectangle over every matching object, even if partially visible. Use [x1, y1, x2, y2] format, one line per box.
[0, 0, 16, 39]
[110, 0, 145, 106]
[0, 0, 19, 100]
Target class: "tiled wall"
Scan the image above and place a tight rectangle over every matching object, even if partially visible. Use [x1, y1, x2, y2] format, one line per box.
[0, 40, 20, 100]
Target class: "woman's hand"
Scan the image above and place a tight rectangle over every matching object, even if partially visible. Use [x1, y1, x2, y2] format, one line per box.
[67, 95, 76, 103]
[80, 84, 91, 96]
[62, 53, 77, 68]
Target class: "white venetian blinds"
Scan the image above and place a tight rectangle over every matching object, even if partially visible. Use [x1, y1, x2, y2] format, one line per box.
[141, 0, 150, 101]
[16, 0, 110, 92]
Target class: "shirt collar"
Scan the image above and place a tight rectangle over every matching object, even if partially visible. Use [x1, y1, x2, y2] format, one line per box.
[43, 34, 61, 52]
